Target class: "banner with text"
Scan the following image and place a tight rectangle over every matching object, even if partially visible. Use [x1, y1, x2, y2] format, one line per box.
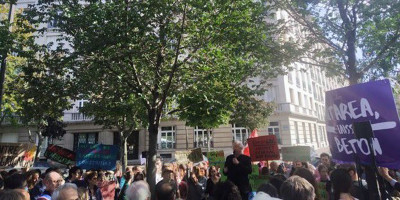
[44, 145, 76, 165]
[281, 146, 311, 162]
[0, 143, 36, 168]
[247, 135, 280, 161]
[77, 144, 118, 170]
[325, 79, 400, 168]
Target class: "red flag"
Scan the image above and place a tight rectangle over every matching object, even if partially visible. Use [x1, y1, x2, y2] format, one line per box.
[243, 129, 258, 156]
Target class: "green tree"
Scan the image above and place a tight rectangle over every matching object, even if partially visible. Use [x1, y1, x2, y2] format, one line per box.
[274, 0, 400, 84]
[24, 0, 298, 194]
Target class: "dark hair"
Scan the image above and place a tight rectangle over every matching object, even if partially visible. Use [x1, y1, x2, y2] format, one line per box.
[261, 167, 269, 175]
[320, 153, 330, 158]
[84, 171, 98, 183]
[280, 176, 315, 200]
[0, 189, 25, 200]
[294, 168, 320, 199]
[331, 168, 352, 200]
[68, 166, 82, 179]
[277, 164, 285, 174]
[257, 182, 278, 197]
[26, 170, 40, 189]
[134, 172, 144, 181]
[4, 173, 27, 190]
[214, 181, 242, 200]
[270, 174, 286, 196]
[8, 169, 18, 177]
[156, 181, 176, 200]
[318, 165, 328, 173]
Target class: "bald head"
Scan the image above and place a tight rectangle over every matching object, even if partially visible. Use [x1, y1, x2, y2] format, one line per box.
[44, 172, 63, 194]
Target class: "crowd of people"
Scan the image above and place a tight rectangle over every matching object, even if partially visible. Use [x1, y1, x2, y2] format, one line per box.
[0, 141, 400, 200]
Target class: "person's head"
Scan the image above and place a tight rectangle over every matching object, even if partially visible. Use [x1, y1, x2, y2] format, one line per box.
[156, 157, 163, 173]
[43, 171, 63, 194]
[208, 166, 218, 178]
[4, 173, 27, 190]
[126, 180, 150, 200]
[270, 174, 286, 196]
[156, 180, 176, 200]
[27, 170, 40, 189]
[8, 169, 18, 177]
[162, 164, 175, 181]
[270, 161, 279, 172]
[68, 167, 82, 181]
[178, 164, 187, 179]
[261, 167, 269, 175]
[339, 164, 358, 181]
[232, 141, 244, 156]
[331, 168, 352, 200]
[84, 171, 98, 186]
[318, 165, 329, 181]
[134, 172, 144, 182]
[257, 182, 278, 198]
[214, 180, 242, 200]
[294, 161, 303, 168]
[0, 189, 26, 200]
[320, 153, 331, 166]
[52, 183, 79, 200]
[293, 167, 319, 198]
[280, 176, 315, 200]
[193, 166, 204, 179]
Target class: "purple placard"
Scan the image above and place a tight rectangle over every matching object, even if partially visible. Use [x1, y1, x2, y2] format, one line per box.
[325, 79, 400, 169]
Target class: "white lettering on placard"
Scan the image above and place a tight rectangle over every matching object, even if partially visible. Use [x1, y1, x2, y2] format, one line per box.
[334, 136, 382, 156]
[328, 98, 378, 121]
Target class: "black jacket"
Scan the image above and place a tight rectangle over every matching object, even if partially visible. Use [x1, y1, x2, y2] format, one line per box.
[223, 154, 252, 194]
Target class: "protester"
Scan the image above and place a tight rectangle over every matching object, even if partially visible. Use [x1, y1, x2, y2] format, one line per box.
[84, 171, 102, 200]
[15, 189, 31, 200]
[27, 170, 40, 191]
[317, 165, 329, 182]
[0, 189, 26, 200]
[51, 183, 79, 200]
[320, 153, 335, 172]
[255, 182, 279, 199]
[31, 168, 61, 200]
[224, 141, 252, 200]
[36, 171, 64, 200]
[213, 181, 242, 200]
[379, 167, 400, 192]
[66, 167, 82, 183]
[187, 166, 206, 200]
[269, 161, 279, 176]
[156, 180, 176, 200]
[4, 173, 27, 190]
[125, 181, 150, 200]
[331, 168, 358, 200]
[280, 175, 315, 200]
[269, 174, 286, 197]
[205, 166, 220, 200]
[339, 164, 367, 199]
[293, 167, 320, 199]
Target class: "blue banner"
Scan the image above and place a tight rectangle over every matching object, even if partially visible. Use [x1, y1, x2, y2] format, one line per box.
[76, 144, 118, 170]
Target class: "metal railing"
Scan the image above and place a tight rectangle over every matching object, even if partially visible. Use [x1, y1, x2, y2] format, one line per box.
[63, 112, 93, 122]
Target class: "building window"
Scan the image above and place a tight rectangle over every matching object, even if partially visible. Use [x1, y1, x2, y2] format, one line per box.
[318, 126, 323, 142]
[294, 122, 300, 144]
[268, 122, 281, 144]
[73, 132, 98, 151]
[158, 126, 176, 149]
[309, 123, 313, 142]
[194, 127, 213, 148]
[289, 88, 295, 103]
[232, 124, 249, 146]
[303, 122, 307, 143]
[297, 92, 302, 106]
[288, 72, 293, 84]
[47, 10, 63, 29]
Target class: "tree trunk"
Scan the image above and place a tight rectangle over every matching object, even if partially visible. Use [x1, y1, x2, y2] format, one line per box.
[35, 132, 43, 161]
[147, 122, 159, 200]
[119, 131, 128, 170]
[207, 129, 211, 152]
[185, 126, 188, 150]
